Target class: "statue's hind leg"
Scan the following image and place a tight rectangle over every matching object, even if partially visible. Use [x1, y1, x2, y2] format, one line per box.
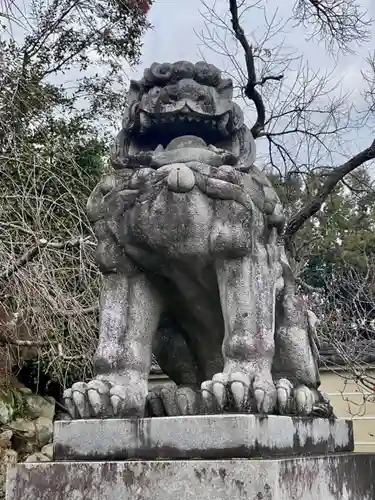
[273, 249, 333, 417]
[146, 317, 202, 417]
[64, 263, 162, 419]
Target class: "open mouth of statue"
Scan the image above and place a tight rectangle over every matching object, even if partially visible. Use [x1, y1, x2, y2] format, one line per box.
[134, 109, 233, 150]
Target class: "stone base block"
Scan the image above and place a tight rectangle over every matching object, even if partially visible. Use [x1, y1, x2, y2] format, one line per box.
[54, 414, 353, 461]
[7, 454, 375, 500]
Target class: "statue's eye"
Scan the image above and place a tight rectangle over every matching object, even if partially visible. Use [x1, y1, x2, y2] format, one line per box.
[159, 89, 170, 103]
[150, 87, 161, 97]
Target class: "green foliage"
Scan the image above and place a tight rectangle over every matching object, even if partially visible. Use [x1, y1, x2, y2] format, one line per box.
[270, 168, 375, 286]
[0, 0, 151, 387]
[270, 168, 375, 351]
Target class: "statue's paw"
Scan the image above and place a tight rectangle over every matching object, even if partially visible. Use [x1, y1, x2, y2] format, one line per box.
[275, 379, 315, 415]
[294, 384, 316, 416]
[63, 380, 111, 419]
[252, 374, 277, 414]
[275, 378, 294, 414]
[275, 379, 334, 417]
[146, 383, 180, 417]
[176, 386, 202, 415]
[63, 379, 147, 419]
[201, 372, 250, 413]
[146, 383, 201, 417]
[201, 371, 277, 414]
[109, 383, 146, 417]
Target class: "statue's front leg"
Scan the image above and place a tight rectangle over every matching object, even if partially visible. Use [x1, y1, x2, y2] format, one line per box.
[64, 270, 162, 419]
[202, 235, 278, 414]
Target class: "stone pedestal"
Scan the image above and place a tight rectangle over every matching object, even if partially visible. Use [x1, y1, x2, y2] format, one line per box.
[6, 454, 375, 500]
[7, 415, 375, 500]
[53, 414, 353, 460]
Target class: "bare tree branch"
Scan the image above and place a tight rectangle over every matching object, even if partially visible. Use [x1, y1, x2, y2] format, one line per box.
[296, 278, 323, 293]
[294, 0, 372, 53]
[228, 0, 283, 137]
[284, 138, 375, 249]
[0, 237, 94, 281]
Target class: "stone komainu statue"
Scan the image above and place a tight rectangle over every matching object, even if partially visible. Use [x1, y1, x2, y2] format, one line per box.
[64, 61, 332, 419]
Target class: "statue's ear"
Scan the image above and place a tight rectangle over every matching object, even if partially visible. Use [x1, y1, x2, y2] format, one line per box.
[128, 79, 143, 105]
[122, 80, 143, 130]
[217, 78, 233, 99]
[237, 125, 256, 170]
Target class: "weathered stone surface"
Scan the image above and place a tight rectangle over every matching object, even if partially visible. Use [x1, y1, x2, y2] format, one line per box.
[0, 401, 13, 425]
[24, 395, 55, 421]
[0, 430, 12, 449]
[9, 419, 36, 439]
[6, 454, 375, 500]
[34, 417, 53, 448]
[10, 416, 53, 455]
[24, 452, 50, 463]
[62, 60, 333, 421]
[40, 444, 53, 460]
[0, 449, 17, 500]
[53, 415, 353, 461]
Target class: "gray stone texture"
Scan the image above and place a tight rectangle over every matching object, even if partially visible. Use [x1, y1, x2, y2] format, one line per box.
[53, 415, 353, 461]
[62, 61, 333, 419]
[7, 454, 375, 500]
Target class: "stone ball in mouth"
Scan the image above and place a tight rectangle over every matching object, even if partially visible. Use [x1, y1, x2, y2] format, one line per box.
[167, 163, 196, 193]
[164, 136, 204, 193]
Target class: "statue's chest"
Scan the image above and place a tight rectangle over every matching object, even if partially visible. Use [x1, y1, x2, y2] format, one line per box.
[121, 186, 253, 259]
[123, 187, 214, 257]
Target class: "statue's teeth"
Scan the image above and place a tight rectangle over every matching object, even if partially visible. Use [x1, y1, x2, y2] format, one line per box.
[218, 113, 230, 136]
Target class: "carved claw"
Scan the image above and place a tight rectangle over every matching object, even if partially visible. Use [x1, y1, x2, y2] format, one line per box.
[312, 391, 335, 418]
[276, 378, 293, 414]
[159, 385, 181, 416]
[110, 384, 145, 417]
[87, 380, 111, 417]
[212, 373, 228, 411]
[294, 385, 315, 415]
[71, 382, 91, 419]
[202, 371, 272, 414]
[62, 379, 147, 419]
[62, 388, 78, 419]
[253, 376, 277, 414]
[201, 380, 215, 414]
[146, 384, 201, 417]
[176, 387, 200, 415]
[274, 379, 332, 417]
[146, 383, 181, 417]
[110, 394, 122, 416]
[146, 387, 166, 417]
[229, 372, 250, 411]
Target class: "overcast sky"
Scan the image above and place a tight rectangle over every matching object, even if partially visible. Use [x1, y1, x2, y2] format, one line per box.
[133, 0, 375, 92]
[4, 0, 375, 168]
[121, 0, 375, 166]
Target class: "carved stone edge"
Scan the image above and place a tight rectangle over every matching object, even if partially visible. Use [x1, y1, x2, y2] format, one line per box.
[53, 414, 354, 461]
